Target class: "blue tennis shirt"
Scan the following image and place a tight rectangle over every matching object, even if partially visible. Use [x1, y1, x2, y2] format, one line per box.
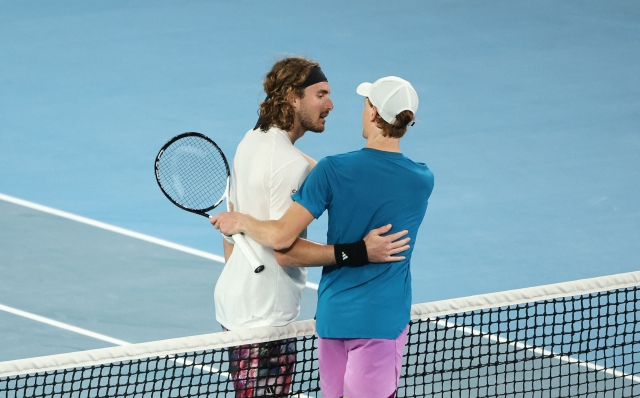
[292, 148, 434, 339]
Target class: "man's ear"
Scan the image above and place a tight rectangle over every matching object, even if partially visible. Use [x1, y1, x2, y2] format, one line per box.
[288, 91, 301, 111]
[369, 105, 379, 123]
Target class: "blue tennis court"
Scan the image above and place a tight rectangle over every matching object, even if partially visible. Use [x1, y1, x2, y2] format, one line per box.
[1, 0, 639, 378]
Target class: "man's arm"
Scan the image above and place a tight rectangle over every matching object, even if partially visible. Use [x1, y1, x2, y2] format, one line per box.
[212, 205, 411, 267]
[211, 202, 314, 251]
[274, 238, 332, 266]
[274, 224, 410, 267]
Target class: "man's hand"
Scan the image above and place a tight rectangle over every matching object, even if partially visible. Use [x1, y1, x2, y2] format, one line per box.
[364, 224, 410, 263]
[210, 211, 245, 236]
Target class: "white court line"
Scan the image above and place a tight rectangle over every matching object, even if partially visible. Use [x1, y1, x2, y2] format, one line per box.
[433, 318, 640, 384]
[0, 192, 318, 290]
[0, 304, 319, 398]
[0, 303, 233, 384]
[0, 191, 318, 389]
[0, 192, 225, 263]
[0, 191, 319, 394]
[0, 304, 129, 346]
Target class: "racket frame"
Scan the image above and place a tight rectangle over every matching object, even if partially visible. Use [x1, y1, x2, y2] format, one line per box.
[155, 132, 265, 273]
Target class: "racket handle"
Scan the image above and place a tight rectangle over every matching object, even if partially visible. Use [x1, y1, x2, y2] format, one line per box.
[231, 233, 265, 273]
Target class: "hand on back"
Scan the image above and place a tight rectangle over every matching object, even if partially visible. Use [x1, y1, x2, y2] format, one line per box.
[364, 224, 410, 263]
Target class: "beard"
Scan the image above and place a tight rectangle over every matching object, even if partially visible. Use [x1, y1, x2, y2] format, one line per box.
[296, 106, 326, 133]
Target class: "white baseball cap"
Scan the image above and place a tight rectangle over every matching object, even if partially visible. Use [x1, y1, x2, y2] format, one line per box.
[356, 76, 419, 124]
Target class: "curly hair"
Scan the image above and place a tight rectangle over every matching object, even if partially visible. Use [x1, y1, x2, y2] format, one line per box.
[256, 57, 319, 132]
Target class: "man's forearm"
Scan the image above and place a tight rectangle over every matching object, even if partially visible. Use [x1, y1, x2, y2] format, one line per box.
[274, 238, 335, 267]
[235, 203, 315, 250]
[235, 215, 282, 248]
[275, 224, 413, 267]
[212, 202, 316, 251]
[236, 215, 301, 251]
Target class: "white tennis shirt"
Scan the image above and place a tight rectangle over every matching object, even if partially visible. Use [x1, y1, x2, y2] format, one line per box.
[214, 127, 311, 330]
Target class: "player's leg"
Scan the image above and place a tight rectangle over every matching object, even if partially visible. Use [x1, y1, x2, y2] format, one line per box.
[223, 325, 296, 397]
[225, 341, 260, 397]
[254, 338, 297, 396]
[318, 337, 349, 397]
[342, 325, 409, 398]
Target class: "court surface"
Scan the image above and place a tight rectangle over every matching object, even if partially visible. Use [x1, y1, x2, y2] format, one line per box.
[0, 1, 639, 362]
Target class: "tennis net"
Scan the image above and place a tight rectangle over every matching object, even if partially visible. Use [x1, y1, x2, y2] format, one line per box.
[1, 271, 638, 397]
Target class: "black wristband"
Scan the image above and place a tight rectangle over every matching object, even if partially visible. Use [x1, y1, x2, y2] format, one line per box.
[334, 240, 368, 266]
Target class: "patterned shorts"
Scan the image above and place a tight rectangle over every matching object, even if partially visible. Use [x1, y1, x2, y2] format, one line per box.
[223, 326, 297, 397]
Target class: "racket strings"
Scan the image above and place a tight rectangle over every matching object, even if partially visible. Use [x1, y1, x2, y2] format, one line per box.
[156, 136, 229, 211]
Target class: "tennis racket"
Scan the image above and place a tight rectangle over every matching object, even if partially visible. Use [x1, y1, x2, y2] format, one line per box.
[155, 132, 265, 273]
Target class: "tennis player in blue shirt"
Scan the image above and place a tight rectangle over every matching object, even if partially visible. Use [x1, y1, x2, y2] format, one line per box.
[212, 76, 434, 398]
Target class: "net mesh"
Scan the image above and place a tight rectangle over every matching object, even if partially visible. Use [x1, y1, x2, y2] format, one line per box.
[1, 275, 638, 397]
[401, 287, 639, 397]
[155, 134, 229, 211]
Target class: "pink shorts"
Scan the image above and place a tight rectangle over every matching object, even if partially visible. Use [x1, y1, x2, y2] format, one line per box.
[318, 325, 409, 398]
